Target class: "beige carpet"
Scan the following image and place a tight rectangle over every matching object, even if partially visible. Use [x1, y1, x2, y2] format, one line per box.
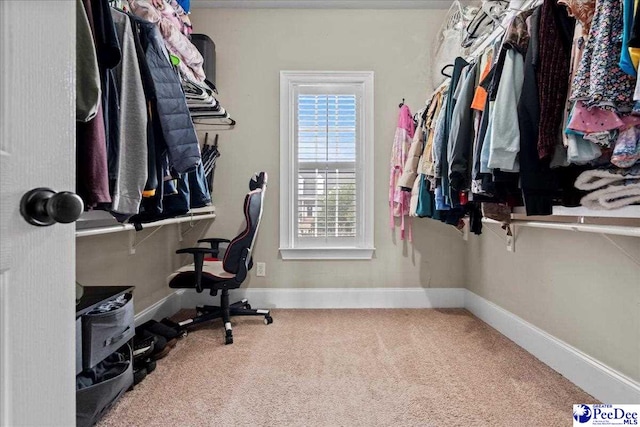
[98, 309, 597, 427]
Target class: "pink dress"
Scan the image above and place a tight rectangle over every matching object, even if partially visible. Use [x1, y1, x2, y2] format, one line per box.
[389, 105, 415, 240]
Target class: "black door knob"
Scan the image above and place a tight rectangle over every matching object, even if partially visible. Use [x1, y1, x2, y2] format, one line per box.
[20, 188, 84, 226]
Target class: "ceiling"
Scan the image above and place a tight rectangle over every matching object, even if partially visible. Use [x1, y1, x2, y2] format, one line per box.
[191, 0, 455, 9]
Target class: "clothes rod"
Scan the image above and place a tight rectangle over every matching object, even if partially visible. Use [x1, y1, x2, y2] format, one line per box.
[76, 213, 216, 237]
[482, 218, 640, 238]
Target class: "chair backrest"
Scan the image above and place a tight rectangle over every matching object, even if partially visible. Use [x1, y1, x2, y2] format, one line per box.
[222, 172, 267, 274]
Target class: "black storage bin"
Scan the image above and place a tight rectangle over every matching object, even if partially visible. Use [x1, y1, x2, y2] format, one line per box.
[191, 34, 216, 84]
[82, 293, 135, 369]
[76, 345, 133, 427]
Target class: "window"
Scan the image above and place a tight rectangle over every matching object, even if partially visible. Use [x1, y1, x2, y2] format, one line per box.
[280, 71, 374, 260]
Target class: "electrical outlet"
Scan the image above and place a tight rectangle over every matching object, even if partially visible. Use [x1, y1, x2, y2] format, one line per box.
[256, 262, 266, 277]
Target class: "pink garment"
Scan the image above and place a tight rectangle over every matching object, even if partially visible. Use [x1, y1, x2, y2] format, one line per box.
[389, 105, 415, 241]
[128, 0, 205, 82]
[620, 114, 640, 129]
[568, 101, 624, 133]
[151, 0, 192, 35]
[157, 1, 184, 33]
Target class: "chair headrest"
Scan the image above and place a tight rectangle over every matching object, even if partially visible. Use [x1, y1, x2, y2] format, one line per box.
[249, 172, 268, 191]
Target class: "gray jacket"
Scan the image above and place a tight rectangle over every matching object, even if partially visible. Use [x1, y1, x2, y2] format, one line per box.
[111, 8, 148, 215]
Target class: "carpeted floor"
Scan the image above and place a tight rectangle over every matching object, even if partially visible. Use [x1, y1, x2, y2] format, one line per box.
[98, 309, 597, 427]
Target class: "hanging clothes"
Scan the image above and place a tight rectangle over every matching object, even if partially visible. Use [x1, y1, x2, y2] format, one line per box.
[517, 5, 555, 215]
[440, 57, 470, 209]
[90, 0, 123, 185]
[470, 50, 493, 112]
[389, 104, 415, 240]
[398, 116, 425, 192]
[76, 0, 101, 123]
[627, 0, 640, 70]
[571, 0, 636, 113]
[129, 15, 201, 174]
[110, 8, 149, 216]
[421, 88, 446, 179]
[128, 0, 204, 82]
[486, 8, 532, 172]
[537, 0, 575, 160]
[620, 0, 637, 76]
[77, 0, 113, 209]
[448, 62, 479, 193]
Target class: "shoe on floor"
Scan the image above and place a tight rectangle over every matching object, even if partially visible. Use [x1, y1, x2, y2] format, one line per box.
[145, 358, 157, 374]
[139, 320, 179, 340]
[133, 366, 147, 386]
[133, 335, 155, 361]
[135, 328, 169, 360]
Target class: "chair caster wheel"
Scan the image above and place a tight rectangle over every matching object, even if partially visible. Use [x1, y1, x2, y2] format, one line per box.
[225, 336, 233, 345]
[179, 330, 188, 338]
[264, 316, 273, 325]
[245, 304, 252, 310]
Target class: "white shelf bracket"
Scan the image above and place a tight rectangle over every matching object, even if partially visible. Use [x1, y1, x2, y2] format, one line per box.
[177, 222, 184, 242]
[461, 218, 469, 241]
[129, 225, 165, 255]
[128, 230, 136, 255]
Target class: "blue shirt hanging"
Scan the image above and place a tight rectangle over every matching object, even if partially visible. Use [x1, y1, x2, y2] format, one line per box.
[177, 0, 190, 13]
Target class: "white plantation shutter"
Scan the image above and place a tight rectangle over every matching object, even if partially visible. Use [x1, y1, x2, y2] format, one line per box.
[280, 72, 374, 259]
[297, 94, 357, 239]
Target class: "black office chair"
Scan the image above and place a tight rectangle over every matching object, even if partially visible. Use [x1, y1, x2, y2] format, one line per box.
[166, 172, 272, 344]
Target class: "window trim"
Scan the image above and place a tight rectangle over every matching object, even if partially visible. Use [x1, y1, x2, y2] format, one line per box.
[279, 71, 375, 260]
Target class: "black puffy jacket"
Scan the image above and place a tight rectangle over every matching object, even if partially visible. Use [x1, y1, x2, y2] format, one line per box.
[133, 16, 200, 174]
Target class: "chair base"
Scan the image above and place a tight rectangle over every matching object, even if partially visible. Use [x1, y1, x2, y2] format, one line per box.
[163, 290, 272, 345]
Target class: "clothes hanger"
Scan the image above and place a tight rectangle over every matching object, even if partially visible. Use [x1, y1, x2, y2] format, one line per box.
[412, 111, 421, 127]
[399, 98, 405, 108]
[441, 64, 453, 78]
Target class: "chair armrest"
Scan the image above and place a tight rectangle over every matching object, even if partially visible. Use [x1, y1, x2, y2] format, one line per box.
[198, 238, 230, 254]
[176, 247, 218, 255]
[175, 247, 218, 293]
[198, 238, 230, 244]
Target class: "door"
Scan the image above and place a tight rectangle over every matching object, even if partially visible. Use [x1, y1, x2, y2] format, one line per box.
[0, 1, 76, 425]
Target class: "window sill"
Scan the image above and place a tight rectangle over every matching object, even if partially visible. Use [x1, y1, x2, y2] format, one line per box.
[279, 247, 375, 260]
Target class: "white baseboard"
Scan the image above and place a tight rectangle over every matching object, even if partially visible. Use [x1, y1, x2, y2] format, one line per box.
[464, 290, 640, 404]
[134, 289, 185, 327]
[180, 287, 466, 309]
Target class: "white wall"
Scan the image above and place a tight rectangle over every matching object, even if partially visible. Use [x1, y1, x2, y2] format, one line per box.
[191, 8, 467, 289]
[467, 224, 640, 383]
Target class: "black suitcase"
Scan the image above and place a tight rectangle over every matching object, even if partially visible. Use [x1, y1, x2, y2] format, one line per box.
[191, 34, 216, 85]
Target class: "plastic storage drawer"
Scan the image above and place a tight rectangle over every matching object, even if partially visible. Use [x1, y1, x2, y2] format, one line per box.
[76, 344, 133, 427]
[82, 293, 134, 369]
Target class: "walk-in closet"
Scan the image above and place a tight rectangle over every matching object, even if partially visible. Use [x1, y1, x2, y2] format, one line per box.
[1, 0, 639, 426]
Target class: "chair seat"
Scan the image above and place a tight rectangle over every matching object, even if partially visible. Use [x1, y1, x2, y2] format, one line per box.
[168, 261, 236, 290]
